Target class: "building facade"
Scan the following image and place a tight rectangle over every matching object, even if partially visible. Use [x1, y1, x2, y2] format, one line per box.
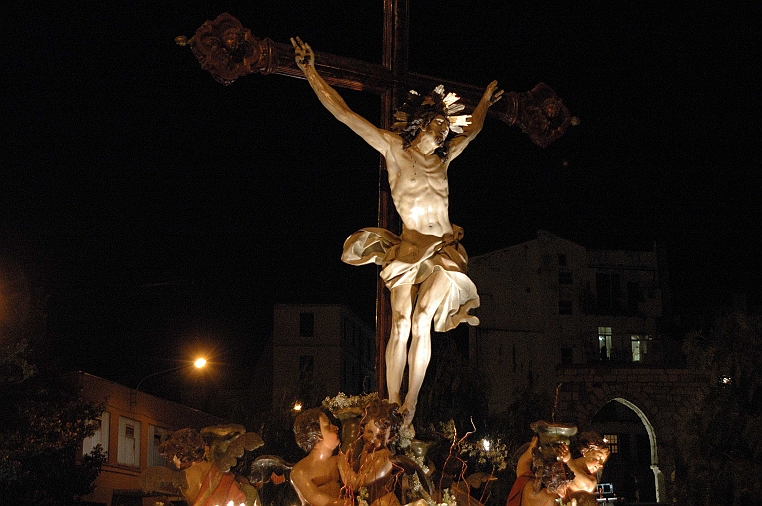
[467, 230, 697, 503]
[271, 303, 375, 409]
[76, 372, 224, 506]
[468, 230, 666, 415]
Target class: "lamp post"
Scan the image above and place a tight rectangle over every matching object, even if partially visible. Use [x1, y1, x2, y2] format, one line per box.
[130, 357, 207, 408]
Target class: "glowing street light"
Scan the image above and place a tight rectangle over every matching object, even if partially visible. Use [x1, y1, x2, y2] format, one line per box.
[130, 356, 208, 408]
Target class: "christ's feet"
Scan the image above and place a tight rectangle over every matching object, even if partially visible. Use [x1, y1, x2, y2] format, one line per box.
[398, 402, 416, 430]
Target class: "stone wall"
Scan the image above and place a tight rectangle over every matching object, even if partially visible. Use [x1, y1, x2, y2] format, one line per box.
[554, 366, 709, 503]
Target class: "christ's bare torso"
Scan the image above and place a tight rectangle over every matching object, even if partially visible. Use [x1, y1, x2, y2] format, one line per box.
[384, 136, 452, 238]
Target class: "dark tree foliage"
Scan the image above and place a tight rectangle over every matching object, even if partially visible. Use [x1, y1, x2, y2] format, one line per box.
[498, 388, 554, 450]
[0, 345, 107, 505]
[415, 334, 490, 436]
[675, 312, 762, 505]
[251, 394, 306, 465]
[0, 255, 39, 384]
[1, 259, 106, 505]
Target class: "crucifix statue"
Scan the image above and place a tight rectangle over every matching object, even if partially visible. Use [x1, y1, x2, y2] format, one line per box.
[177, 6, 576, 428]
[291, 36, 501, 427]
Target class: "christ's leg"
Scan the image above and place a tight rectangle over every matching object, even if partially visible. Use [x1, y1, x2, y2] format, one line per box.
[399, 270, 450, 426]
[387, 284, 416, 406]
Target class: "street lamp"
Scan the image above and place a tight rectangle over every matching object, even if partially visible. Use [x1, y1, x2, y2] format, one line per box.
[130, 357, 207, 408]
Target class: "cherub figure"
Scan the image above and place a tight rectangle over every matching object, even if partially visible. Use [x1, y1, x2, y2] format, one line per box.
[555, 431, 610, 495]
[339, 399, 404, 506]
[506, 437, 563, 506]
[506, 432, 610, 506]
[291, 408, 344, 506]
[153, 425, 260, 506]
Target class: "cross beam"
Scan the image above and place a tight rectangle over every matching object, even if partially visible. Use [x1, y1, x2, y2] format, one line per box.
[175, 11, 577, 148]
[177, 5, 576, 398]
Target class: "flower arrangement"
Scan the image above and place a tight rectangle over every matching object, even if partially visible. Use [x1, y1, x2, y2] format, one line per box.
[321, 392, 379, 415]
[460, 437, 510, 472]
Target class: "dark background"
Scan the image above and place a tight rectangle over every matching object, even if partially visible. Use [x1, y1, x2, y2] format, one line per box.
[2, 3, 759, 386]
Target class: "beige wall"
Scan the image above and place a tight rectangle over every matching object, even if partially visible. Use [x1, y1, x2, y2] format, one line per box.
[271, 303, 375, 409]
[468, 231, 663, 416]
[76, 372, 224, 506]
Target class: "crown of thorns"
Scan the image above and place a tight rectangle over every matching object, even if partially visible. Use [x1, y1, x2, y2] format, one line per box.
[392, 85, 471, 135]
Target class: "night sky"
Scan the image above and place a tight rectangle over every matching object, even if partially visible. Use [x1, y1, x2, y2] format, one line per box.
[2, 3, 759, 385]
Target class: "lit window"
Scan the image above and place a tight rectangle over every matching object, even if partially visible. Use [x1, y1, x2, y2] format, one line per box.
[83, 411, 110, 459]
[598, 326, 612, 360]
[631, 335, 650, 362]
[148, 425, 170, 467]
[604, 434, 618, 454]
[118, 416, 141, 467]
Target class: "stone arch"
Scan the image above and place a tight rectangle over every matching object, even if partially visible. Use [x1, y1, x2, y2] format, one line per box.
[614, 398, 666, 503]
[555, 366, 710, 504]
[591, 397, 666, 503]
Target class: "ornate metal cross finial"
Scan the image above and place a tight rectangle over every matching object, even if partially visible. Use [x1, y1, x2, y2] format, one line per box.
[175, 12, 273, 86]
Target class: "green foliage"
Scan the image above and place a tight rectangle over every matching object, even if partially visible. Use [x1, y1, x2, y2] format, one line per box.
[675, 312, 762, 505]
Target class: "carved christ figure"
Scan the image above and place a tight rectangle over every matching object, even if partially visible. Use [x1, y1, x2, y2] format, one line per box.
[292, 37, 503, 427]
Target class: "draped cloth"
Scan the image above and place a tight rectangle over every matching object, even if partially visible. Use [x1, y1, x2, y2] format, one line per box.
[505, 471, 536, 506]
[341, 224, 479, 332]
[193, 463, 248, 506]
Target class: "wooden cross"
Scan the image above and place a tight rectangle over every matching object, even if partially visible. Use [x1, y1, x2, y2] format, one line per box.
[177, 3, 576, 398]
